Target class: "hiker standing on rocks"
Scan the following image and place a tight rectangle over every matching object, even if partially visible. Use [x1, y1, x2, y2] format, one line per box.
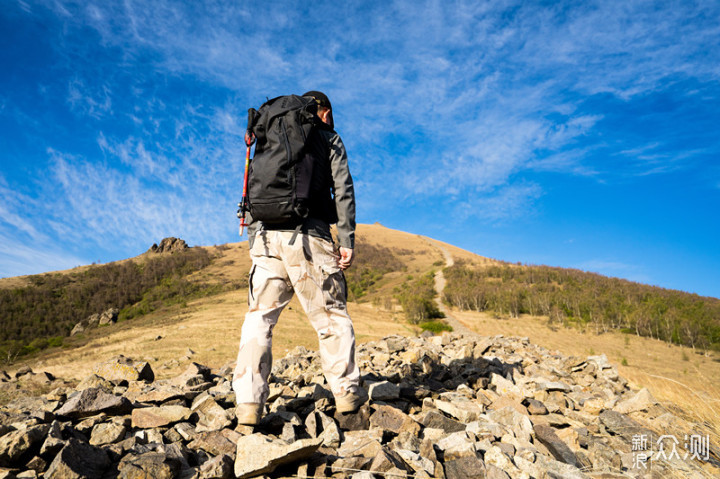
[233, 91, 367, 425]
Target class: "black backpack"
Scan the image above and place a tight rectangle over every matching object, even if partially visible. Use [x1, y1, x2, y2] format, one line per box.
[245, 94, 322, 228]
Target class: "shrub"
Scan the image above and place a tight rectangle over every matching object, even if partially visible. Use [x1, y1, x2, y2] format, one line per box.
[419, 320, 453, 334]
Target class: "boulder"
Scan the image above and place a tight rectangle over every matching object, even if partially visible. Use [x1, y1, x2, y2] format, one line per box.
[234, 434, 323, 479]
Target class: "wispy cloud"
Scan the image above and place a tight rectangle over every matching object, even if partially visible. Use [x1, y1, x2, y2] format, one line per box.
[0, 231, 87, 279]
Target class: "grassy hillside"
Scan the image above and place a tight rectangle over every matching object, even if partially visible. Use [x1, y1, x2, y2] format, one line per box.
[0, 227, 413, 362]
[443, 261, 720, 352]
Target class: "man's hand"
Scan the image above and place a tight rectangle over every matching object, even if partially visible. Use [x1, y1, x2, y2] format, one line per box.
[338, 247, 354, 270]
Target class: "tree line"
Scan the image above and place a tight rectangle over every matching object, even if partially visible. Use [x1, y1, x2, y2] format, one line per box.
[442, 262, 720, 351]
[0, 248, 215, 360]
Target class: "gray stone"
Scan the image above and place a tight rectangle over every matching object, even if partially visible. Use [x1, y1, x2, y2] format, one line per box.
[334, 403, 371, 431]
[613, 387, 657, 414]
[599, 410, 656, 441]
[305, 410, 340, 447]
[369, 405, 420, 435]
[198, 454, 234, 479]
[192, 396, 231, 433]
[89, 422, 127, 446]
[93, 356, 154, 382]
[436, 393, 484, 423]
[486, 407, 533, 442]
[436, 432, 478, 460]
[485, 464, 510, 479]
[418, 410, 466, 433]
[117, 451, 181, 479]
[234, 434, 323, 479]
[368, 381, 400, 401]
[44, 438, 110, 479]
[98, 308, 119, 326]
[188, 430, 237, 457]
[0, 424, 50, 467]
[131, 405, 191, 428]
[395, 449, 435, 476]
[55, 387, 131, 419]
[533, 424, 580, 468]
[338, 430, 384, 457]
[368, 447, 408, 474]
[587, 354, 612, 370]
[75, 374, 114, 391]
[524, 398, 548, 415]
[536, 380, 571, 392]
[443, 455, 486, 479]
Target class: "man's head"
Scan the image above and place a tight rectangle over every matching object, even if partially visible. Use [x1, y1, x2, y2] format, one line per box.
[303, 90, 333, 128]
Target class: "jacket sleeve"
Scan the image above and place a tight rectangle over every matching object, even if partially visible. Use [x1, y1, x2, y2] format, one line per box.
[329, 133, 356, 249]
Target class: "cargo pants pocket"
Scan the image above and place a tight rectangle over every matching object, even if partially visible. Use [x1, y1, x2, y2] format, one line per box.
[320, 263, 347, 310]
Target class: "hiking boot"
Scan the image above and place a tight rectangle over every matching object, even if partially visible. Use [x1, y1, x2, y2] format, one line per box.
[335, 388, 369, 414]
[236, 403, 262, 426]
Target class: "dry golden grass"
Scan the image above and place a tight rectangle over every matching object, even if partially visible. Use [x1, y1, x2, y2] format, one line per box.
[26, 286, 411, 382]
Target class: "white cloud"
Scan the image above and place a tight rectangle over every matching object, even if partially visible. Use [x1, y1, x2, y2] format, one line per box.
[577, 258, 651, 285]
[0, 231, 87, 279]
[453, 183, 544, 223]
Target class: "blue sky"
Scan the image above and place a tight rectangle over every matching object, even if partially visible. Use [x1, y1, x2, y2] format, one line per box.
[1, 0, 719, 298]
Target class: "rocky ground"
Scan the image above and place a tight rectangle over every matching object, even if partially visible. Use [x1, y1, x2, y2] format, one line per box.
[0, 333, 718, 478]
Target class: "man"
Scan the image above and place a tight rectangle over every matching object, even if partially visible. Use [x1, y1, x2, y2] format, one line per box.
[232, 91, 367, 426]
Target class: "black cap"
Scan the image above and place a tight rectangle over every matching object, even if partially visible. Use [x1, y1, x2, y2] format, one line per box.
[303, 91, 332, 110]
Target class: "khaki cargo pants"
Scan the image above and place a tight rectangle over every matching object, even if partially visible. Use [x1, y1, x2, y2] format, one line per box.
[232, 230, 360, 406]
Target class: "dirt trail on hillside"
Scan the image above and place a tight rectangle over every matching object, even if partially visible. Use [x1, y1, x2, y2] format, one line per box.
[422, 237, 477, 337]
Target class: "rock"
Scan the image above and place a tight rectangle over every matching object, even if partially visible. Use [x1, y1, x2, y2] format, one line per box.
[523, 398, 548, 415]
[587, 354, 612, 369]
[369, 405, 420, 435]
[188, 430, 237, 457]
[117, 451, 181, 479]
[435, 392, 484, 422]
[599, 410, 656, 440]
[305, 410, 341, 447]
[0, 424, 51, 467]
[418, 410, 466, 433]
[93, 356, 154, 383]
[89, 422, 127, 446]
[368, 381, 400, 401]
[368, 447, 409, 474]
[131, 405, 192, 428]
[198, 454, 234, 479]
[338, 430, 384, 457]
[149, 237, 189, 254]
[533, 424, 580, 468]
[613, 387, 657, 414]
[486, 407, 533, 442]
[1, 334, 714, 479]
[75, 374, 114, 391]
[44, 438, 110, 479]
[55, 387, 131, 419]
[98, 308, 119, 326]
[334, 403, 371, 431]
[234, 434, 323, 479]
[395, 449, 435, 476]
[536, 380, 571, 392]
[436, 432, 478, 460]
[192, 396, 231, 433]
[443, 455, 486, 479]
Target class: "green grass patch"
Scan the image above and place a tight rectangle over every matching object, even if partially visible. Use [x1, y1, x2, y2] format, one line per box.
[419, 320, 453, 334]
